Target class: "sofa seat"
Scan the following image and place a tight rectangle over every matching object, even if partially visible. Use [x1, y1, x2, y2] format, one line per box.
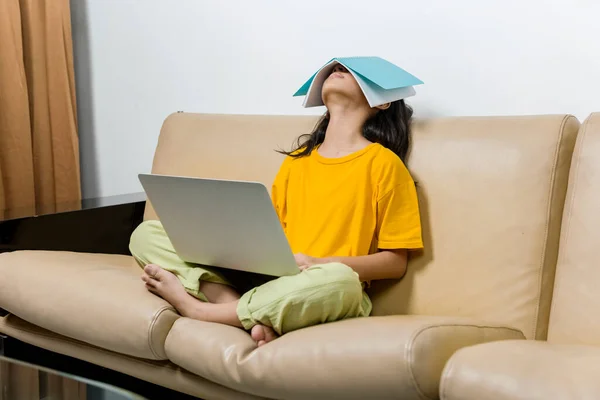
[0, 314, 265, 400]
[165, 316, 524, 400]
[0, 251, 179, 360]
[440, 340, 600, 400]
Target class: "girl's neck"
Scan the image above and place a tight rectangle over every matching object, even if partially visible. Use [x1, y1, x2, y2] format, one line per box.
[319, 108, 372, 158]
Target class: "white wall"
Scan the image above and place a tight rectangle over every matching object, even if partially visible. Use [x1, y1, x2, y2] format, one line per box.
[71, 0, 600, 198]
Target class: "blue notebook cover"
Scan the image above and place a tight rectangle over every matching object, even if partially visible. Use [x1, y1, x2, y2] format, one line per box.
[294, 56, 423, 97]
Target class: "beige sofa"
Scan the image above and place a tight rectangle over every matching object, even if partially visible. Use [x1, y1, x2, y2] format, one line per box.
[0, 111, 589, 399]
[441, 112, 600, 400]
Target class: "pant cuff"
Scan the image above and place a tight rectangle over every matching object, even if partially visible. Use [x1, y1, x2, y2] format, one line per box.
[236, 289, 257, 331]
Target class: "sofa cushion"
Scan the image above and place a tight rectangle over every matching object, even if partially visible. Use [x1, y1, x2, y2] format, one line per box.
[145, 113, 318, 221]
[0, 251, 178, 360]
[369, 114, 580, 341]
[440, 340, 600, 400]
[165, 315, 523, 400]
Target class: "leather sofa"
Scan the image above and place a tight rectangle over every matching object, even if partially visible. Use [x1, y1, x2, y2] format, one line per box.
[440, 112, 600, 400]
[0, 111, 592, 399]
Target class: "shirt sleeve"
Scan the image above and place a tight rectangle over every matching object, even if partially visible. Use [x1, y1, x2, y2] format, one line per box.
[271, 157, 290, 231]
[376, 181, 424, 250]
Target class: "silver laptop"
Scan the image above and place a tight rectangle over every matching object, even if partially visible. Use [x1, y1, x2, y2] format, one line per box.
[138, 174, 299, 277]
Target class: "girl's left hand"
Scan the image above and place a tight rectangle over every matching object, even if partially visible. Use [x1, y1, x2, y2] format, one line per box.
[294, 253, 319, 271]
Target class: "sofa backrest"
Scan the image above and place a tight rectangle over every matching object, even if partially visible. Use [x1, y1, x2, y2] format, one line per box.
[147, 112, 579, 340]
[548, 113, 600, 345]
[369, 115, 579, 340]
[144, 113, 317, 221]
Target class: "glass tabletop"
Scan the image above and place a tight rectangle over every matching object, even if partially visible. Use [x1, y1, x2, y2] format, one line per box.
[0, 355, 146, 400]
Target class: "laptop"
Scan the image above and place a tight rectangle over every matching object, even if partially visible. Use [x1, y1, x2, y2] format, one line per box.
[138, 174, 299, 277]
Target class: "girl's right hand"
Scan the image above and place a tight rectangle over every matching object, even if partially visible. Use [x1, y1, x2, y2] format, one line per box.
[294, 253, 318, 271]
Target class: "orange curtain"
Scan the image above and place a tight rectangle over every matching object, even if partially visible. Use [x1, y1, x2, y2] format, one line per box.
[0, 0, 80, 219]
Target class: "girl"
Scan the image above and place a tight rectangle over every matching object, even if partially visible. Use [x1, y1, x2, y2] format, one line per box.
[129, 63, 423, 347]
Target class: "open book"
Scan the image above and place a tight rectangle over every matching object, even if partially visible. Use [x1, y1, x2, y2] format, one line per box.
[294, 56, 423, 108]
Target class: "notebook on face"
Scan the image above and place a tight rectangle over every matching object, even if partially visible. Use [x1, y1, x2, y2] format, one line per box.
[138, 174, 299, 277]
[294, 56, 424, 108]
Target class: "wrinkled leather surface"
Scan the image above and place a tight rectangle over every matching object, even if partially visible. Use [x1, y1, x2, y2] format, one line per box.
[0, 314, 264, 400]
[441, 340, 600, 400]
[165, 315, 523, 400]
[369, 115, 579, 340]
[548, 113, 600, 345]
[0, 251, 178, 360]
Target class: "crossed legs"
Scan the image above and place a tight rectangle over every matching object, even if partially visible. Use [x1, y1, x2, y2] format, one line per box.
[141, 264, 277, 346]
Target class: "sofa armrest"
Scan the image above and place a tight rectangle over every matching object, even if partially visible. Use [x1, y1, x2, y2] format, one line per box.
[165, 315, 525, 400]
[0, 251, 178, 360]
[440, 340, 600, 400]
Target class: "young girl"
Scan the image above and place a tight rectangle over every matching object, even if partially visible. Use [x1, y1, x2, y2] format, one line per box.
[129, 63, 423, 347]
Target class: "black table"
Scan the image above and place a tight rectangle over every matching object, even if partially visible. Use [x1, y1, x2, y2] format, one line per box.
[0, 192, 146, 255]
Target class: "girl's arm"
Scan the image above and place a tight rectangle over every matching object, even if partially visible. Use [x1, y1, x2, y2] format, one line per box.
[295, 250, 408, 281]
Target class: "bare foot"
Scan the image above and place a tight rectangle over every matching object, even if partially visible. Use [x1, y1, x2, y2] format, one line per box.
[141, 264, 244, 328]
[251, 324, 278, 347]
[142, 264, 197, 315]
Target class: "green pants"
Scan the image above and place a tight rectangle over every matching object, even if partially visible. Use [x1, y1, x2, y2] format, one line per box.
[129, 220, 372, 335]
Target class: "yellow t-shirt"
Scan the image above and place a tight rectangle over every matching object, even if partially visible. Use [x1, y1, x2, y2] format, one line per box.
[271, 143, 423, 258]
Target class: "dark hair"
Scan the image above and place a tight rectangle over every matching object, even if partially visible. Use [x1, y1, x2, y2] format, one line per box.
[280, 100, 414, 162]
